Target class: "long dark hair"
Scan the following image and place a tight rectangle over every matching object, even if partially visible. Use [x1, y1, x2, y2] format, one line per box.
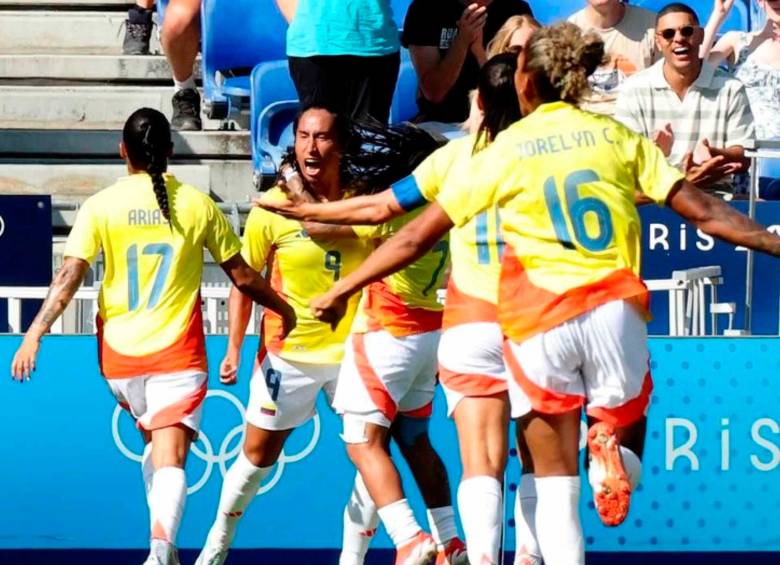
[122, 108, 173, 223]
[281, 105, 444, 196]
[475, 52, 522, 152]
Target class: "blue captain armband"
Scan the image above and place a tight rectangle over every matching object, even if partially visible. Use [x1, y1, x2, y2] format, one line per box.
[391, 175, 428, 212]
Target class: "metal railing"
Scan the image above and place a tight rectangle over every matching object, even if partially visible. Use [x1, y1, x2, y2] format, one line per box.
[0, 266, 736, 336]
[0, 284, 263, 335]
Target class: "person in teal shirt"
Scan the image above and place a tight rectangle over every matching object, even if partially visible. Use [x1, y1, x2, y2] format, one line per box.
[278, 0, 402, 123]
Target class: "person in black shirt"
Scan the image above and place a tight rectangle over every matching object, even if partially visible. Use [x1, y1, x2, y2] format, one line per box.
[402, 0, 533, 123]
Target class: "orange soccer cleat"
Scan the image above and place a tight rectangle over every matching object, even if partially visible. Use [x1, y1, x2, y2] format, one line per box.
[395, 532, 438, 565]
[435, 537, 468, 565]
[587, 421, 632, 527]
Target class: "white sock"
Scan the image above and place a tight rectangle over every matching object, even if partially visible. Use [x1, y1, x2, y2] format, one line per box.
[426, 506, 458, 548]
[457, 476, 502, 564]
[534, 476, 584, 565]
[339, 473, 379, 565]
[588, 445, 642, 491]
[141, 444, 154, 521]
[173, 75, 196, 92]
[513, 474, 541, 564]
[377, 499, 421, 548]
[149, 466, 187, 544]
[206, 450, 271, 549]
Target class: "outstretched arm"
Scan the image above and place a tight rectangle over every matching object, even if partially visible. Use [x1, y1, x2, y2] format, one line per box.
[256, 189, 407, 225]
[11, 257, 90, 381]
[310, 203, 454, 327]
[700, 0, 737, 63]
[667, 180, 780, 256]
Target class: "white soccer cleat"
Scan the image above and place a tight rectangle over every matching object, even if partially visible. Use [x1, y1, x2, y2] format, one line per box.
[143, 539, 180, 565]
[194, 545, 229, 565]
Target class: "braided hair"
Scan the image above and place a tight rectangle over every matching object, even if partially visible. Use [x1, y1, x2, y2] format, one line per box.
[122, 108, 173, 224]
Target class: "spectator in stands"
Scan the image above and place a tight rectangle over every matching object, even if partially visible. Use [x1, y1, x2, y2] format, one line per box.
[402, 0, 533, 124]
[702, 0, 780, 141]
[123, 0, 155, 55]
[161, 0, 202, 131]
[277, 0, 401, 124]
[569, 0, 658, 115]
[615, 2, 754, 195]
[485, 14, 541, 57]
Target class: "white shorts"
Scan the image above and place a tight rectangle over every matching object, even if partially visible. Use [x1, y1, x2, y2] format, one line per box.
[333, 330, 438, 429]
[437, 322, 531, 419]
[107, 370, 207, 434]
[246, 351, 339, 431]
[504, 299, 653, 427]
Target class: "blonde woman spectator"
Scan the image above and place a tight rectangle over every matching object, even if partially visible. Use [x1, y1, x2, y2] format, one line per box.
[486, 14, 541, 57]
[702, 0, 780, 140]
[569, 0, 658, 115]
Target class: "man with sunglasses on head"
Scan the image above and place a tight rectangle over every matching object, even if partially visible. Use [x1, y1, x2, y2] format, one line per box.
[615, 2, 754, 196]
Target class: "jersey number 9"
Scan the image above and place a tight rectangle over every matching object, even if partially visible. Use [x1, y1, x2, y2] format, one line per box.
[543, 169, 614, 252]
[324, 250, 342, 281]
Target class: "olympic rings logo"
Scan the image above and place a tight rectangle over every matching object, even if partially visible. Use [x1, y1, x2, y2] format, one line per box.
[111, 389, 321, 495]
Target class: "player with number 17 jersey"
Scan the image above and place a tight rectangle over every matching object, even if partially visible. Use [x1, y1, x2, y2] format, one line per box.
[65, 173, 241, 380]
[241, 187, 371, 430]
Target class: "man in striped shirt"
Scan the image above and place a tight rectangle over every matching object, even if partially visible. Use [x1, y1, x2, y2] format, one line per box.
[615, 2, 754, 195]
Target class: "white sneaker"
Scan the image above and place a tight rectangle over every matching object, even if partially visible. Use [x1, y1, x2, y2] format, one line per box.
[143, 540, 179, 565]
[194, 544, 229, 565]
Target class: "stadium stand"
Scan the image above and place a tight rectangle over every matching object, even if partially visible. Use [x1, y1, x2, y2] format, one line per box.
[200, 0, 287, 120]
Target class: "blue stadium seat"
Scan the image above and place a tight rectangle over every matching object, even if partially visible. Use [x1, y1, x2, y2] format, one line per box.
[389, 50, 419, 124]
[533, 0, 751, 32]
[155, 0, 168, 27]
[200, 0, 288, 120]
[250, 60, 299, 189]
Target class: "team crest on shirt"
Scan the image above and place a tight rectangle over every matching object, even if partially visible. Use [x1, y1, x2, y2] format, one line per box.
[295, 229, 310, 240]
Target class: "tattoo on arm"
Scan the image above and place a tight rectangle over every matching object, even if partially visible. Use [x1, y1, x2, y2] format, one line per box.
[32, 260, 88, 334]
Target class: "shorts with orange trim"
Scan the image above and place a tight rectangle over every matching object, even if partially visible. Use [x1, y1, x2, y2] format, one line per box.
[333, 329, 439, 428]
[107, 370, 207, 434]
[502, 299, 652, 427]
[437, 321, 531, 419]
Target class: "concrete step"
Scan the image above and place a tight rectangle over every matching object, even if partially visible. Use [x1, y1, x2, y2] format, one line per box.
[0, 85, 246, 130]
[0, 161, 257, 206]
[0, 54, 202, 82]
[0, 129, 251, 159]
[0, 84, 174, 129]
[0, 11, 161, 55]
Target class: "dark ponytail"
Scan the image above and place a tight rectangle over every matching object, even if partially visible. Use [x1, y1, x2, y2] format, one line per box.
[122, 108, 173, 223]
[475, 52, 522, 152]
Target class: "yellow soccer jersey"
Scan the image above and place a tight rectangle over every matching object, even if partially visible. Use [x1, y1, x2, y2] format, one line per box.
[64, 173, 241, 378]
[242, 188, 371, 364]
[436, 102, 685, 342]
[391, 134, 505, 327]
[352, 206, 448, 337]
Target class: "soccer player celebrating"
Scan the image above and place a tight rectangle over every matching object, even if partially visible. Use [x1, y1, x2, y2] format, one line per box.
[260, 53, 542, 565]
[305, 23, 780, 565]
[10, 108, 295, 565]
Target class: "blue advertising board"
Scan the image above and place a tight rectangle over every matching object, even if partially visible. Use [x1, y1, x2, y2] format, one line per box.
[0, 336, 778, 562]
[640, 202, 780, 335]
[0, 196, 52, 331]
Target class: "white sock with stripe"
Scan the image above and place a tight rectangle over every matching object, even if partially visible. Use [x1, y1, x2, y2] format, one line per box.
[377, 499, 422, 548]
[426, 506, 458, 547]
[534, 476, 584, 565]
[513, 474, 541, 564]
[205, 450, 271, 549]
[457, 475, 502, 564]
[149, 466, 187, 544]
[339, 473, 379, 565]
